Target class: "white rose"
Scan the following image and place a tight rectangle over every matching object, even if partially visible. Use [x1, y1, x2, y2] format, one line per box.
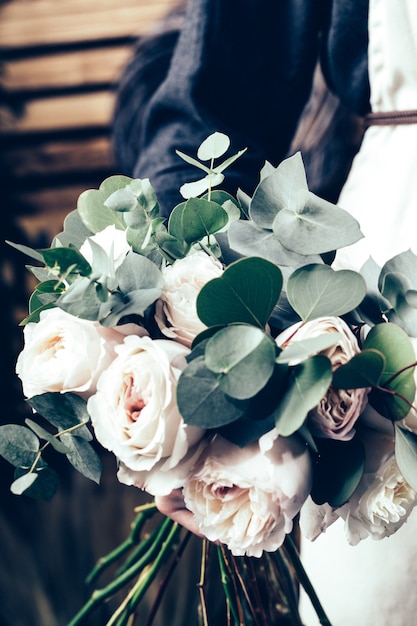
[343, 455, 417, 545]
[300, 427, 417, 545]
[183, 429, 312, 557]
[15, 307, 135, 399]
[277, 316, 369, 440]
[87, 335, 205, 495]
[155, 251, 223, 347]
[80, 224, 130, 271]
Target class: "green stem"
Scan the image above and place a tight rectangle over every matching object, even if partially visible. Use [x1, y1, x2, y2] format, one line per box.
[112, 521, 181, 626]
[197, 539, 210, 626]
[217, 546, 242, 626]
[283, 535, 332, 626]
[86, 503, 157, 585]
[28, 420, 89, 474]
[67, 516, 174, 626]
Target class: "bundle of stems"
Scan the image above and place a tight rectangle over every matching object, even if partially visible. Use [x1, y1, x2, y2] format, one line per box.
[68, 503, 331, 626]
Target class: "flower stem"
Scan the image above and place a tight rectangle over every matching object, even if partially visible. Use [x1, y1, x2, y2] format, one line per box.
[283, 535, 332, 626]
[86, 502, 157, 585]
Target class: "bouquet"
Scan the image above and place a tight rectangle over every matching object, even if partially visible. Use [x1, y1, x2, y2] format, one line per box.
[3, 132, 417, 626]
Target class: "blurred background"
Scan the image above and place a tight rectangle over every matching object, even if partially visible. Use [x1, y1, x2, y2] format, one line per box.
[0, 1, 183, 624]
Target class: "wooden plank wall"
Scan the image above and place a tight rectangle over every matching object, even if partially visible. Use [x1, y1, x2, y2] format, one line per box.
[0, 0, 178, 240]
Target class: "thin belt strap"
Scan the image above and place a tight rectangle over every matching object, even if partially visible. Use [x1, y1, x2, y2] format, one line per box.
[365, 109, 417, 126]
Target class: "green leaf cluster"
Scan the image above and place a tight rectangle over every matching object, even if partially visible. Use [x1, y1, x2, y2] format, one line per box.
[0, 393, 101, 500]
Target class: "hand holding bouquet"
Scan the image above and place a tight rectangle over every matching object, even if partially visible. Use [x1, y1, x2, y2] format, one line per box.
[3, 132, 417, 625]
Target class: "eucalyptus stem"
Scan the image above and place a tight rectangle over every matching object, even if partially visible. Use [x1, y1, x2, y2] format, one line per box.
[283, 535, 332, 626]
[28, 420, 89, 474]
[67, 516, 174, 626]
[86, 503, 157, 585]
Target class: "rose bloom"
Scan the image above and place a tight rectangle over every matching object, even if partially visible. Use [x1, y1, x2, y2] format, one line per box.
[155, 250, 223, 347]
[183, 429, 312, 557]
[300, 427, 417, 545]
[277, 316, 369, 440]
[15, 307, 138, 399]
[87, 335, 205, 496]
[342, 456, 417, 545]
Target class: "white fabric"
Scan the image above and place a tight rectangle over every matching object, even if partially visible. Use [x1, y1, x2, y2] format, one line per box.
[300, 1, 417, 624]
[334, 0, 417, 272]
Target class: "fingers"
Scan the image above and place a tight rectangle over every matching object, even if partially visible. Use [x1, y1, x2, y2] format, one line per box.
[155, 489, 204, 538]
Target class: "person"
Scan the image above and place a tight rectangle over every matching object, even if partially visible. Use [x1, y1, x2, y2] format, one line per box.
[113, 1, 417, 624]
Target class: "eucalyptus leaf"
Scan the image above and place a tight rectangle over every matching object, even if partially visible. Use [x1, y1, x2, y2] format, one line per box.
[273, 189, 363, 255]
[180, 173, 224, 200]
[14, 466, 59, 501]
[381, 271, 417, 336]
[228, 219, 321, 267]
[215, 148, 248, 173]
[205, 325, 277, 399]
[276, 333, 343, 364]
[287, 264, 367, 321]
[177, 357, 246, 428]
[6, 240, 43, 263]
[25, 418, 70, 454]
[10, 472, 38, 495]
[56, 276, 102, 320]
[197, 257, 282, 328]
[28, 393, 92, 440]
[175, 150, 211, 173]
[60, 434, 102, 484]
[274, 355, 333, 436]
[53, 209, 93, 248]
[249, 152, 308, 229]
[395, 425, 417, 491]
[219, 414, 275, 448]
[197, 132, 230, 161]
[104, 186, 139, 212]
[0, 424, 39, 467]
[41, 247, 92, 277]
[311, 437, 365, 507]
[332, 349, 386, 389]
[364, 323, 416, 420]
[169, 198, 228, 243]
[77, 175, 131, 233]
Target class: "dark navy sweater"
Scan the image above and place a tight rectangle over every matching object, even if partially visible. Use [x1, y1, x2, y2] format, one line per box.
[127, 0, 370, 215]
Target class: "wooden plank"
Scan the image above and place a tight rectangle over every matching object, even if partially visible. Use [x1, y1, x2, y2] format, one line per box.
[16, 183, 104, 239]
[0, 90, 115, 133]
[1, 46, 133, 92]
[3, 136, 116, 178]
[0, 0, 178, 49]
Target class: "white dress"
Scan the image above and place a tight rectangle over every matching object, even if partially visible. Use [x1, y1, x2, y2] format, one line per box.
[300, 1, 417, 625]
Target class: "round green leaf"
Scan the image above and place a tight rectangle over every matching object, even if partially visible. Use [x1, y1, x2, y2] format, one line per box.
[364, 323, 416, 420]
[332, 349, 386, 389]
[0, 424, 39, 467]
[287, 264, 367, 321]
[77, 175, 131, 233]
[311, 437, 365, 507]
[197, 132, 230, 161]
[276, 333, 343, 364]
[177, 357, 246, 428]
[205, 325, 276, 399]
[197, 257, 282, 328]
[274, 355, 333, 436]
[169, 198, 228, 243]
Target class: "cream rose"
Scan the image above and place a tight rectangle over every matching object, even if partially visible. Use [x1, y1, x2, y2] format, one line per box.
[342, 457, 417, 545]
[87, 335, 205, 495]
[277, 316, 369, 440]
[300, 427, 417, 545]
[183, 429, 312, 557]
[155, 251, 223, 347]
[15, 307, 135, 399]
